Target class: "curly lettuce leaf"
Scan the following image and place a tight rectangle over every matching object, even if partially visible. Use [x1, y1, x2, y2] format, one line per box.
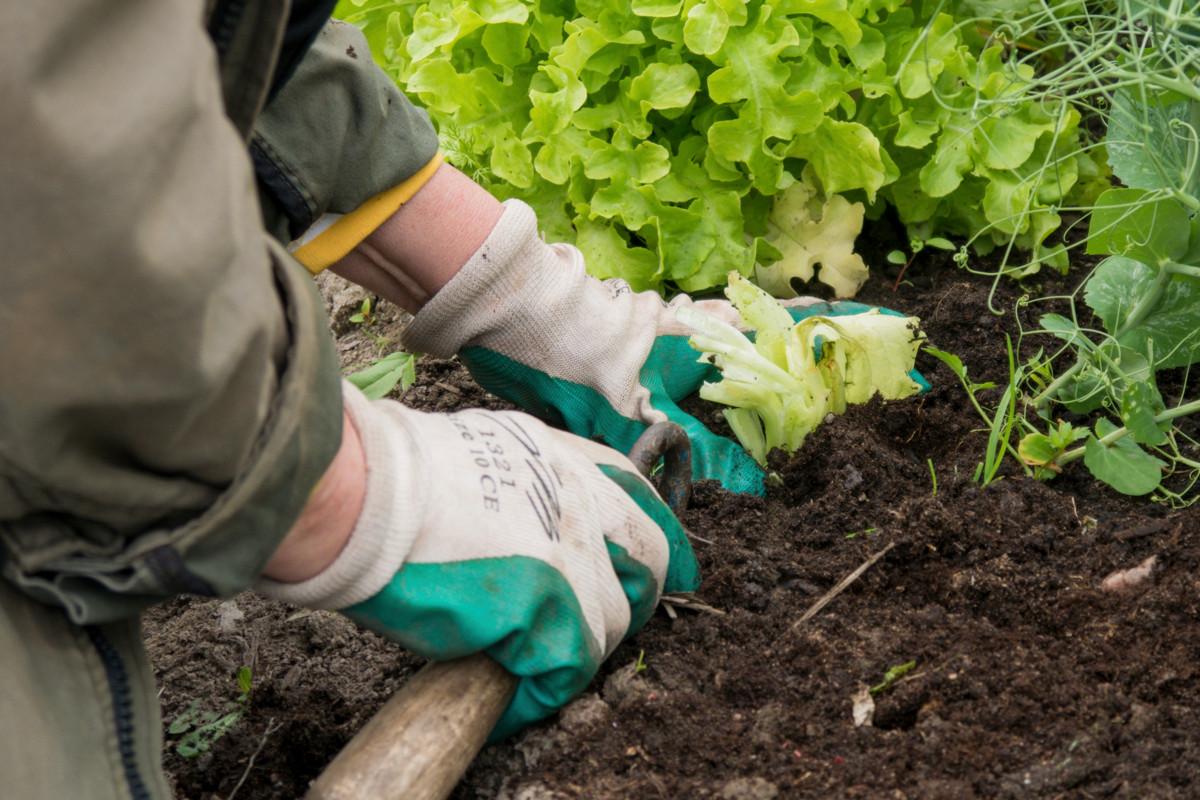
[756, 169, 868, 298]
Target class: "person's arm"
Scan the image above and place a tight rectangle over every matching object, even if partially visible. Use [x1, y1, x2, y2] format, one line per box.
[246, 19, 500, 311]
[262, 410, 364, 583]
[326, 164, 502, 312]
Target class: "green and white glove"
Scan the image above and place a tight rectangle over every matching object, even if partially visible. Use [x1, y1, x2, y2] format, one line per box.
[257, 384, 698, 740]
[403, 200, 892, 496]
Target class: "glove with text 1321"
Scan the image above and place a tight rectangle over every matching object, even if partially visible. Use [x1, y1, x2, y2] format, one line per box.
[256, 383, 699, 740]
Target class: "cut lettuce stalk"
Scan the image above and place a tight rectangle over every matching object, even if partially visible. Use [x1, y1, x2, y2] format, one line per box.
[678, 273, 925, 466]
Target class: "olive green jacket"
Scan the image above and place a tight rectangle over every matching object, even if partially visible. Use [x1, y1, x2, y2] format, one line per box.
[0, 0, 439, 624]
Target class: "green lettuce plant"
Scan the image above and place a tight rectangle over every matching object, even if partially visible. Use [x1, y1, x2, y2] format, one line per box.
[677, 273, 924, 464]
[337, 0, 1096, 296]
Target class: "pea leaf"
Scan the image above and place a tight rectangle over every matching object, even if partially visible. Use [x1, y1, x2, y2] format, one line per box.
[1106, 89, 1199, 197]
[1085, 188, 1190, 263]
[1084, 256, 1200, 369]
[1018, 433, 1060, 468]
[1057, 369, 1106, 415]
[1039, 313, 1093, 351]
[1120, 381, 1169, 447]
[1083, 418, 1165, 496]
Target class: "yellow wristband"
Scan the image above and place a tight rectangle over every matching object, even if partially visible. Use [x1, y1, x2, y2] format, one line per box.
[292, 153, 445, 274]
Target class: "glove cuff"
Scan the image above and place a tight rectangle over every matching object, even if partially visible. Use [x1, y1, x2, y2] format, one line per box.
[403, 199, 554, 357]
[255, 383, 426, 609]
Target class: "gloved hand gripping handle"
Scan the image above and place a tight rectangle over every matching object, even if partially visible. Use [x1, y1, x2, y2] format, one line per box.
[306, 422, 694, 800]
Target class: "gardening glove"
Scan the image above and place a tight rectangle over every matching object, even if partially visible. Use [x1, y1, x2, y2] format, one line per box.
[404, 199, 919, 495]
[256, 383, 699, 740]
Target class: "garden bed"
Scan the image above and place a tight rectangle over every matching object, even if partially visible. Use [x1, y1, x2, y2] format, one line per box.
[145, 252, 1199, 799]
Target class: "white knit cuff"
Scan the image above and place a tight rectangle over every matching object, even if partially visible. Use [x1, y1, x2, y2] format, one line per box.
[254, 383, 425, 609]
[402, 199, 544, 357]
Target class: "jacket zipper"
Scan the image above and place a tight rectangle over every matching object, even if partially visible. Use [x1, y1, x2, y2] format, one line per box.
[86, 626, 153, 800]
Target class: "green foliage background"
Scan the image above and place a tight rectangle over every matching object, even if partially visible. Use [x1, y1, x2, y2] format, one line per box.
[336, 0, 1101, 295]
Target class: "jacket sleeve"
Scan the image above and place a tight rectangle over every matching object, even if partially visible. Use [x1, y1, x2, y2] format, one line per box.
[0, 0, 344, 624]
[251, 18, 443, 265]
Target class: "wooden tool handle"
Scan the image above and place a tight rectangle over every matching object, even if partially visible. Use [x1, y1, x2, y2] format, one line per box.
[306, 654, 518, 800]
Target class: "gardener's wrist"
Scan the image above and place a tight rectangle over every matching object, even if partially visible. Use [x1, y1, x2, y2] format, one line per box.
[261, 409, 366, 583]
[330, 164, 504, 313]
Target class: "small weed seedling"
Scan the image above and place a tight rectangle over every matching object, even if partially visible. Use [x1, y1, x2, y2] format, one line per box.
[168, 666, 253, 758]
[844, 527, 878, 540]
[924, 344, 1026, 487]
[348, 296, 375, 326]
[887, 236, 957, 290]
[869, 660, 917, 697]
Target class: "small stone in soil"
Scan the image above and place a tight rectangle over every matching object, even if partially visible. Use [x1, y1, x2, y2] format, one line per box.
[719, 776, 780, 800]
[750, 702, 785, 747]
[214, 600, 244, 633]
[1100, 555, 1157, 595]
[557, 693, 611, 735]
[840, 463, 864, 491]
[500, 782, 571, 800]
[602, 661, 655, 708]
[514, 727, 568, 770]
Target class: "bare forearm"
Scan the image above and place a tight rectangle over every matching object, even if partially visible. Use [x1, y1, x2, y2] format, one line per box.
[262, 410, 366, 582]
[331, 164, 504, 312]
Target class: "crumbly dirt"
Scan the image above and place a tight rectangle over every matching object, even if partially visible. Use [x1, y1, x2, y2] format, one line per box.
[145, 249, 1199, 799]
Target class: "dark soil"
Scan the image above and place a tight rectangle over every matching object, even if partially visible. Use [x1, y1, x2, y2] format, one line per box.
[145, 255, 1199, 799]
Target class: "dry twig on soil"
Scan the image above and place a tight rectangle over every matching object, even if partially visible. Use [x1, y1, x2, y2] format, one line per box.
[225, 717, 282, 800]
[661, 593, 726, 619]
[791, 542, 896, 630]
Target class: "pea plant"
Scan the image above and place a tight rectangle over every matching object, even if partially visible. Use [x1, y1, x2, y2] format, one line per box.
[964, 0, 1200, 503]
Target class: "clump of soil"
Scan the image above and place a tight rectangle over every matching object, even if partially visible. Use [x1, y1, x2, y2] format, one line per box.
[146, 256, 1199, 799]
